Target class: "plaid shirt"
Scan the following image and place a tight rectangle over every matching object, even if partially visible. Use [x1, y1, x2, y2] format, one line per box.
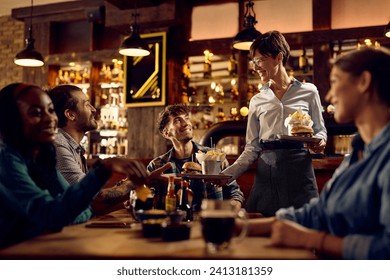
[147, 141, 244, 211]
[54, 129, 87, 185]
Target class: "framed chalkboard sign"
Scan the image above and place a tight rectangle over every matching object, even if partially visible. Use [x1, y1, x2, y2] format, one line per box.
[124, 32, 167, 107]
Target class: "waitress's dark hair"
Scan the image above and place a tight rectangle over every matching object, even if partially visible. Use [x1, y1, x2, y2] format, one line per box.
[250, 30, 290, 66]
[0, 83, 58, 190]
[334, 47, 390, 106]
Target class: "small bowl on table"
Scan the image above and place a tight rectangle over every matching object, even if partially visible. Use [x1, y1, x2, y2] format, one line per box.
[136, 209, 185, 238]
[136, 209, 168, 222]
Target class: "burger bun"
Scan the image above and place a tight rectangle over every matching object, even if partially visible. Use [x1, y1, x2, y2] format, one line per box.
[182, 162, 202, 174]
[290, 125, 314, 137]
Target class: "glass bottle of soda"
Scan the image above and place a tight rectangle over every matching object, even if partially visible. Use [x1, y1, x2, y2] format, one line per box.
[165, 175, 177, 212]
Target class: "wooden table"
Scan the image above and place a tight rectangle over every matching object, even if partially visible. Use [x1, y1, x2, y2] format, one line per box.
[0, 209, 317, 260]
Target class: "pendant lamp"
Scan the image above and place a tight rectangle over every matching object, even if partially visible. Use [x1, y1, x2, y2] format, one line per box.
[232, 0, 261, 51]
[385, 21, 390, 38]
[119, 9, 150, 57]
[14, 0, 44, 67]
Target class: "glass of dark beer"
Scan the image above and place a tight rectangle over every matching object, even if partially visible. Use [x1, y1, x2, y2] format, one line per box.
[200, 199, 247, 253]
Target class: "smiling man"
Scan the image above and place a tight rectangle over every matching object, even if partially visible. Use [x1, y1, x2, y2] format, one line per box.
[48, 85, 133, 215]
[147, 104, 244, 212]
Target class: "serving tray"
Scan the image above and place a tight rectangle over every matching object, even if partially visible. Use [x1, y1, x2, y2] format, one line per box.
[276, 134, 322, 143]
[178, 174, 232, 180]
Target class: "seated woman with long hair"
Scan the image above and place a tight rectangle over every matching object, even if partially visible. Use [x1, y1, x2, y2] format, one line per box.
[0, 83, 148, 248]
[240, 47, 390, 259]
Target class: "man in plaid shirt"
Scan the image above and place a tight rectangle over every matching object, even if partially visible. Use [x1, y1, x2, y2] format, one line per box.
[147, 104, 244, 211]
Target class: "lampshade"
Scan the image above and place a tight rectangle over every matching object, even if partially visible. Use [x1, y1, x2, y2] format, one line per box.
[385, 21, 390, 38]
[119, 10, 150, 57]
[232, 0, 261, 51]
[14, 37, 44, 67]
[14, 0, 44, 67]
[119, 24, 150, 56]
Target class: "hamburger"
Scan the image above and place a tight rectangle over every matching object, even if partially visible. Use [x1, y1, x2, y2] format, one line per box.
[181, 162, 202, 174]
[285, 108, 314, 138]
[290, 125, 314, 137]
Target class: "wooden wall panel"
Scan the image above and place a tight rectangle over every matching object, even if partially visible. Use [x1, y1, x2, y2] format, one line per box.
[127, 107, 169, 159]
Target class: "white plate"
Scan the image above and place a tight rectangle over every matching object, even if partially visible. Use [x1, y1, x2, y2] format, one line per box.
[276, 134, 322, 143]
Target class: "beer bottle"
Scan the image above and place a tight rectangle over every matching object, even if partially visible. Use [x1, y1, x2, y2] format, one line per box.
[165, 175, 177, 211]
[179, 179, 193, 221]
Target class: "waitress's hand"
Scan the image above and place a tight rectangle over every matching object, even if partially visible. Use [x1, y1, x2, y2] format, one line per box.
[307, 139, 326, 154]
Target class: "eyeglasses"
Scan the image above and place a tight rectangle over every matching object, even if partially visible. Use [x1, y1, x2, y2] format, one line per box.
[249, 57, 267, 69]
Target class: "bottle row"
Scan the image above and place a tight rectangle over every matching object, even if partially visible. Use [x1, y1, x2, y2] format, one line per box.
[131, 177, 194, 222]
[90, 137, 128, 157]
[99, 60, 124, 84]
[55, 68, 90, 85]
[53, 59, 124, 86]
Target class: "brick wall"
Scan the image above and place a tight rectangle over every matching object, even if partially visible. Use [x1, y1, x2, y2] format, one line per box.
[0, 15, 24, 90]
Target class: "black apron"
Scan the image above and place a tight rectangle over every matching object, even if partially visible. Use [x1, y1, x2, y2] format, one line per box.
[245, 147, 319, 217]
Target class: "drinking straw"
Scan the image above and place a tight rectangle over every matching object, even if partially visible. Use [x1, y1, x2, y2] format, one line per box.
[210, 137, 213, 149]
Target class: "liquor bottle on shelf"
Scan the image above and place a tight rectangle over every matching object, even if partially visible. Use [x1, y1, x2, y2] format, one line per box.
[99, 64, 107, 82]
[63, 71, 70, 84]
[228, 53, 237, 77]
[75, 70, 82, 84]
[111, 61, 120, 82]
[69, 70, 76, 84]
[82, 68, 90, 84]
[55, 70, 62, 85]
[182, 58, 191, 79]
[165, 175, 177, 212]
[117, 61, 124, 83]
[203, 49, 213, 79]
[216, 107, 226, 122]
[299, 47, 309, 73]
[105, 64, 112, 82]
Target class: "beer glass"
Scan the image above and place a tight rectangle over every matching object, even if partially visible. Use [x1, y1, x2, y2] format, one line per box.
[128, 189, 153, 221]
[200, 199, 247, 253]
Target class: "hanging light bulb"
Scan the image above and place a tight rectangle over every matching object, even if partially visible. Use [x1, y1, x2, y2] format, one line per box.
[232, 0, 261, 51]
[14, 0, 44, 67]
[384, 21, 390, 38]
[119, 8, 150, 57]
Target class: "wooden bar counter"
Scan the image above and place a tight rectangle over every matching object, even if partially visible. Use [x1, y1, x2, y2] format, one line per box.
[0, 209, 316, 260]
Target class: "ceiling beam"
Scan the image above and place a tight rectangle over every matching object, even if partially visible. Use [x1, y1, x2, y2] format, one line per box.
[11, 0, 105, 23]
[188, 25, 390, 56]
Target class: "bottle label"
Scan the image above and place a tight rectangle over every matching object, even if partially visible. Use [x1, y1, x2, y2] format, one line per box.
[165, 197, 176, 211]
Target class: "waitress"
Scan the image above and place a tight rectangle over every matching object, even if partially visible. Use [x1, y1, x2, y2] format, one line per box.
[222, 31, 327, 216]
